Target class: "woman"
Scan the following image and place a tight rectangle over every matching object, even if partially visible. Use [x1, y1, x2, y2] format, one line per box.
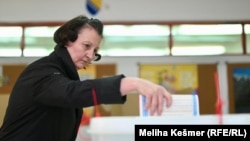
[0, 15, 172, 141]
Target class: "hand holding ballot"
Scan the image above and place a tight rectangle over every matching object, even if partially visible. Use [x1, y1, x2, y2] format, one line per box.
[140, 94, 200, 117]
[120, 77, 173, 116]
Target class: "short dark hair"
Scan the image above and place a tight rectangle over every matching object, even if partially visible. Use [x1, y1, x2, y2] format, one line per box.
[53, 15, 103, 61]
[54, 15, 103, 46]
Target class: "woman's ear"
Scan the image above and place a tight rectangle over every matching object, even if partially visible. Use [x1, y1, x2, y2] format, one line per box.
[65, 41, 73, 48]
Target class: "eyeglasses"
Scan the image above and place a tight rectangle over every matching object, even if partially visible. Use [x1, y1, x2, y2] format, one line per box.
[93, 53, 101, 61]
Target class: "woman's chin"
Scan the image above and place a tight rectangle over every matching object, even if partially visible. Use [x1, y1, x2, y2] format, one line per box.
[76, 65, 86, 70]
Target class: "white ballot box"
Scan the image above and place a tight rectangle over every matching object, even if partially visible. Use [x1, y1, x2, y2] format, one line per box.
[87, 115, 250, 141]
[85, 94, 250, 141]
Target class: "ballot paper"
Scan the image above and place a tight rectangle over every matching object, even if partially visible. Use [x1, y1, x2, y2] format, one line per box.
[139, 94, 199, 116]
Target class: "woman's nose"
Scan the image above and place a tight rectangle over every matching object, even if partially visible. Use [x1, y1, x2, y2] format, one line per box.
[86, 50, 95, 60]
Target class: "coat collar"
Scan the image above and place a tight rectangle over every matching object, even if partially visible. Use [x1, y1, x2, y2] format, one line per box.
[52, 45, 80, 80]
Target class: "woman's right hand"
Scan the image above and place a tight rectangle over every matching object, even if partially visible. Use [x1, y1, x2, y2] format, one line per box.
[120, 77, 172, 116]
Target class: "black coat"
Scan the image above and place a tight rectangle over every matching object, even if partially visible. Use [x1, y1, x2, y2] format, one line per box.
[0, 45, 126, 141]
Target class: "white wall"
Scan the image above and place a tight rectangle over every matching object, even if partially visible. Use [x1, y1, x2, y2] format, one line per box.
[0, 0, 250, 22]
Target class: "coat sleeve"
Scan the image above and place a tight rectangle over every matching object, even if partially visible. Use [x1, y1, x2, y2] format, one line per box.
[92, 75, 127, 104]
[33, 73, 126, 108]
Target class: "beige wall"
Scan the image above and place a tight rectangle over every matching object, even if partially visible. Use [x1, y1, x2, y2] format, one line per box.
[0, 94, 9, 126]
[122, 94, 139, 116]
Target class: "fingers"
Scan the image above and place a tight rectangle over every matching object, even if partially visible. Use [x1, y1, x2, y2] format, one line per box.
[138, 79, 172, 116]
[146, 86, 172, 116]
[148, 88, 165, 116]
[164, 90, 173, 107]
[156, 91, 163, 115]
[144, 90, 158, 116]
[149, 93, 157, 116]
